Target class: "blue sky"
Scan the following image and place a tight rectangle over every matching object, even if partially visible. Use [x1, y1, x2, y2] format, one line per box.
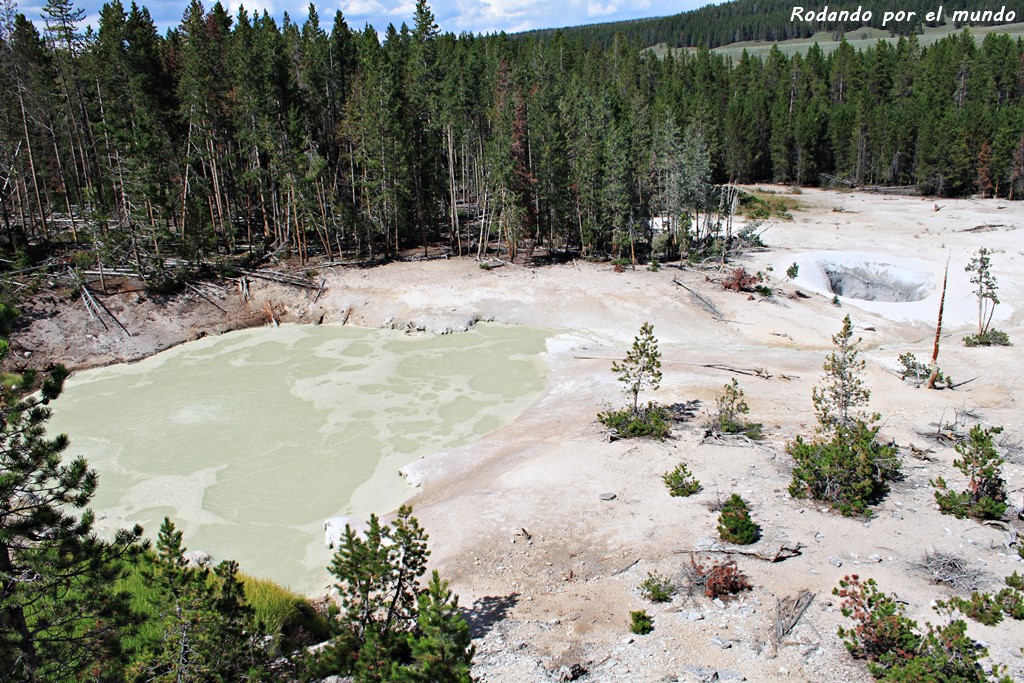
[16, 0, 707, 36]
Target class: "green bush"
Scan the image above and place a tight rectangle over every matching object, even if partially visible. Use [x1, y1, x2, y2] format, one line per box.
[963, 329, 1011, 347]
[941, 592, 1005, 626]
[788, 422, 901, 516]
[788, 316, 901, 516]
[932, 425, 1007, 520]
[599, 403, 671, 439]
[834, 575, 1012, 682]
[630, 610, 654, 635]
[663, 463, 701, 497]
[940, 573, 1024, 625]
[717, 494, 760, 545]
[708, 378, 762, 439]
[897, 353, 951, 387]
[638, 572, 675, 603]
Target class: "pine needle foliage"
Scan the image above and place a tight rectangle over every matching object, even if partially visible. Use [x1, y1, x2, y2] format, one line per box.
[310, 506, 473, 681]
[717, 494, 760, 545]
[708, 378, 762, 439]
[788, 316, 901, 516]
[834, 575, 1013, 682]
[612, 322, 662, 414]
[663, 462, 701, 497]
[599, 322, 669, 439]
[932, 425, 1008, 520]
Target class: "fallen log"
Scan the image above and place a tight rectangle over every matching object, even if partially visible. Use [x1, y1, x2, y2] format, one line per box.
[676, 543, 804, 563]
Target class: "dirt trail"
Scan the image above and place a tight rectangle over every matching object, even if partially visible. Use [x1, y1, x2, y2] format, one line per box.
[12, 187, 1024, 682]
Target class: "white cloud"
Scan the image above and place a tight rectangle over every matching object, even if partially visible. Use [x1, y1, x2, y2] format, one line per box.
[387, 0, 416, 17]
[229, 0, 276, 20]
[341, 0, 388, 18]
[44, 0, 707, 40]
[586, 0, 617, 17]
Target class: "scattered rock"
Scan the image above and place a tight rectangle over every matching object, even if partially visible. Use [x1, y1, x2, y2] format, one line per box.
[599, 492, 617, 501]
[183, 550, 211, 567]
[683, 664, 746, 682]
[686, 610, 705, 621]
[710, 636, 733, 649]
[829, 557, 843, 568]
[556, 663, 587, 681]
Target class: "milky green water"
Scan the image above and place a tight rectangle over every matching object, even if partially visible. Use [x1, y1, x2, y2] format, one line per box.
[48, 323, 548, 594]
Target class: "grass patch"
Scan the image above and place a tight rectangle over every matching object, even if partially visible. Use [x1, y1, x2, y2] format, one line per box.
[241, 573, 332, 650]
[737, 190, 801, 220]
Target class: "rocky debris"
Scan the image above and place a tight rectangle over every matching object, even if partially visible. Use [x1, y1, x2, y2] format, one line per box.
[183, 550, 211, 567]
[324, 516, 371, 549]
[556, 663, 587, 681]
[683, 664, 746, 681]
[599, 492, 617, 501]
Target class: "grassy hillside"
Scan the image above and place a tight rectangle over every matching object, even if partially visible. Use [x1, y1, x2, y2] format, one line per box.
[645, 21, 1024, 59]
[517, 0, 1024, 49]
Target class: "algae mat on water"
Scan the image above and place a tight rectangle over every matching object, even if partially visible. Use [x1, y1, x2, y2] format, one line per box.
[49, 323, 549, 594]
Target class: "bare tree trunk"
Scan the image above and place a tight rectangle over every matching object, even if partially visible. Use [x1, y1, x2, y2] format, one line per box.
[927, 257, 949, 390]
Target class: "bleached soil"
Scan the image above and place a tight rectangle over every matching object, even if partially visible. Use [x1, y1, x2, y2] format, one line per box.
[12, 187, 1024, 682]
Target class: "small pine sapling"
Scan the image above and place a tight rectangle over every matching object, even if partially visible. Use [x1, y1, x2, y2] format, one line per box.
[613, 322, 662, 415]
[630, 610, 654, 635]
[663, 463, 701, 497]
[708, 378, 762, 439]
[638, 572, 675, 603]
[717, 494, 760, 545]
[932, 425, 1008, 520]
[788, 316, 901, 516]
[599, 323, 669, 439]
[897, 353, 950, 388]
[963, 247, 1010, 347]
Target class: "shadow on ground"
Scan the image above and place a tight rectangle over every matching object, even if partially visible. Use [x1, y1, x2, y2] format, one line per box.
[463, 593, 520, 638]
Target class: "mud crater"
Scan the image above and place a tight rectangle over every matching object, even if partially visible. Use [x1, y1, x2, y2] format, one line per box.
[820, 261, 933, 302]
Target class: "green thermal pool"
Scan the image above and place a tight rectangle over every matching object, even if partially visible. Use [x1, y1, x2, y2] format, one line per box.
[48, 323, 549, 593]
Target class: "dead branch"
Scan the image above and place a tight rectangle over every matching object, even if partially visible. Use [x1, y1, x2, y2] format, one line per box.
[700, 363, 772, 379]
[313, 279, 327, 304]
[88, 292, 132, 337]
[672, 278, 722, 319]
[675, 543, 804, 563]
[912, 551, 986, 591]
[242, 269, 319, 290]
[776, 591, 815, 642]
[186, 283, 227, 313]
[612, 558, 640, 576]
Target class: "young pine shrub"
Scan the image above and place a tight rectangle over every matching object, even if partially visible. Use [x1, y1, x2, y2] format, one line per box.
[788, 316, 901, 516]
[932, 425, 1008, 520]
[663, 463, 701, 497]
[708, 378, 762, 439]
[897, 353, 951, 388]
[717, 494, 760, 545]
[638, 572, 675, 603]
[833, 574, 1013, 682]
[598, 323, 669, 439]
[963, 247, 1011, 347]
[630, 610, 654, 635]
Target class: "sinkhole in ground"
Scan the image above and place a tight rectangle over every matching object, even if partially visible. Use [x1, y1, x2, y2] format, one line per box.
[820, 261, 934, 302]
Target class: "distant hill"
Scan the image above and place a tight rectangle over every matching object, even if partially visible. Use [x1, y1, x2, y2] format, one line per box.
[646, 21, 1024, 59]
[517, 0, 1024, 49]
